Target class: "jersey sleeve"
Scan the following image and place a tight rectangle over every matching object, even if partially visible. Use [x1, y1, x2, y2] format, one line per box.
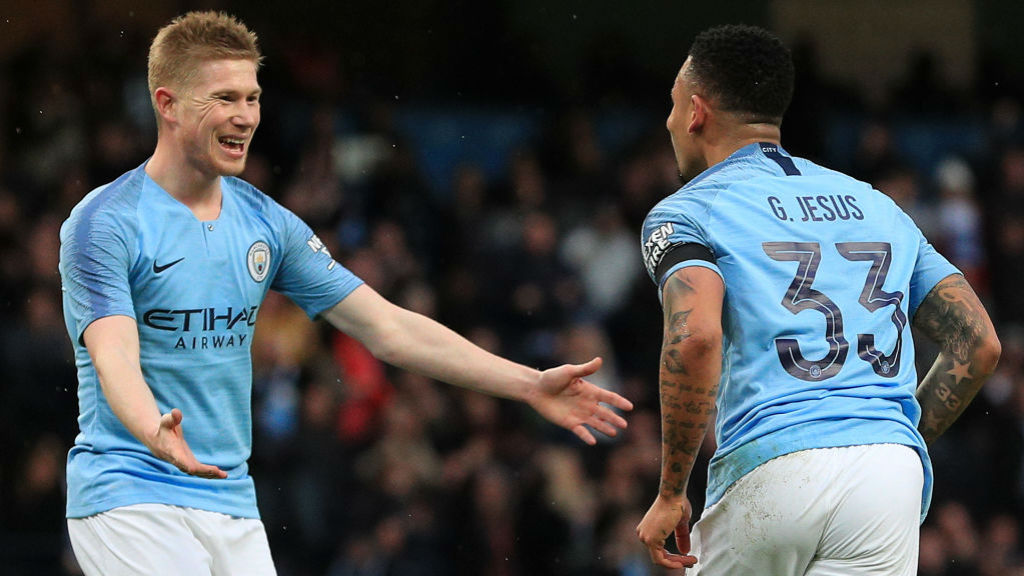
[270, 205, 364, 319]
[59, 200, 138, 344]
[900, 210, 961, 318]
[641, 191, 722, 294]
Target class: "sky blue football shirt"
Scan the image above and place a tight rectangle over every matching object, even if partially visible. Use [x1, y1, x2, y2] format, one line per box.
[60, 163, 363, 518]
[641, 142, 959, 521]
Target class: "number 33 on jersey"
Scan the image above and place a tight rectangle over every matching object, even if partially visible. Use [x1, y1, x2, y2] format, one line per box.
[641, 142, 959, 519]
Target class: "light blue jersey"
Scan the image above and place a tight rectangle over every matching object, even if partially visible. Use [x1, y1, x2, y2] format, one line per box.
[60, 163, 363, 519]
[641, 143, 958, 521]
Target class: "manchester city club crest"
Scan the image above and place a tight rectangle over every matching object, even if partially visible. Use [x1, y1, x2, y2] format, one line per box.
[247, 241, 271, 282]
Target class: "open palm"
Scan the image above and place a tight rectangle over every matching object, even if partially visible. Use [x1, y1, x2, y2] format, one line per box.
[529, 357, 634, 445]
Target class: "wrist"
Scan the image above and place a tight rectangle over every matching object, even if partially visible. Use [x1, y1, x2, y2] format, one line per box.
[658, 480, 689, 503]
[135, 410, 166, 451]
[522, 368, 543, 405]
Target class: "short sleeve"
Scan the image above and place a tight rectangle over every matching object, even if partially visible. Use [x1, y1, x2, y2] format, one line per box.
[59, 203, 138, 344]
[270, 206, 364, 318]
[641, 192, 722, 293]
[905, 213, 961, 318]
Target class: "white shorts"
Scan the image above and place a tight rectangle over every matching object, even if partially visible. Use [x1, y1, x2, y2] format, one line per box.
[688, 443, 923, 576]
[67, 504, 276, 576]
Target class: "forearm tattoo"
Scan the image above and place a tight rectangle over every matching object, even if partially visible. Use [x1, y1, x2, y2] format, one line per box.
[658, 274, 718, 497]
[913, 275, 994, 443]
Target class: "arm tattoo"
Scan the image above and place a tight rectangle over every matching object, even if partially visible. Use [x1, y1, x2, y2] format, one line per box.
[913, 276, 988, 363]
[657, 271, 720, 497]
[667, 310, 693, 345]
[913, 275, 996, 443]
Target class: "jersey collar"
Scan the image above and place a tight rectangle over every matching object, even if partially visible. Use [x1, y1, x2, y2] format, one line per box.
[682, 142, 781, 190]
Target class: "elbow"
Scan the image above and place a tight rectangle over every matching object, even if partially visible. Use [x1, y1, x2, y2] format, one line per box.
[690, 330, 723, 356]
[669, 328, 722, 358]
[364, 326, 402, 365]
[360, 311, 414, 366]
[976, 333, 1002, 377]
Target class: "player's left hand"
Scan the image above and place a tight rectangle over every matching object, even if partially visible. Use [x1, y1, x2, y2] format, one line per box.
[528, 357, 633, 445]
[637, 494, 698, 570]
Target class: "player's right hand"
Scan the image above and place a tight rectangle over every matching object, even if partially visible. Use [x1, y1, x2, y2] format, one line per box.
[147, 408, 228, 479]
[637, 494, 698, 570]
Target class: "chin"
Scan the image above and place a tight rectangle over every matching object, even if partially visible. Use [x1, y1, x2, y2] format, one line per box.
[677, 164, 699, 185]
[217, 159, 248, 177]
[678, 156, 707, 184]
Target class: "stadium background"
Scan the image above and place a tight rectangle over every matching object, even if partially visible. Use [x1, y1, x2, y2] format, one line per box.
[2, 1, 1024, 574]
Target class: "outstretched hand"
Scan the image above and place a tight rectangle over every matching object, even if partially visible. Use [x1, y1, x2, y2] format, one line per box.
[528, 357, 634, 445]
[145, 408, 227, 479]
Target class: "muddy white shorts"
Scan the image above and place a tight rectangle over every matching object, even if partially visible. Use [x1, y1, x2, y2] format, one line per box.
[687, 443, 923, 576]
[67, 503, 276, 576]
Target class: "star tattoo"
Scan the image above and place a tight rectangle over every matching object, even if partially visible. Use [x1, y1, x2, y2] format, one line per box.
[946, 360, 972, 385]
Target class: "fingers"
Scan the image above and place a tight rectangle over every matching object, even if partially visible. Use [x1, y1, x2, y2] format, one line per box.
[157, 409, 227, 480]
[587, 415, 620, 437]
[577, 404, 628, 441]
[595, 404, 628, 430]
[642, 544, 691, 569]
[189, 463, 228, 480]
[567, 356, 603, 379]
[671, 552, 698, 568]
[161, 408, 184, 430]
[599, 388, 634, 412]
[675, 524, 692, 555]
[571, 424, 597, 446]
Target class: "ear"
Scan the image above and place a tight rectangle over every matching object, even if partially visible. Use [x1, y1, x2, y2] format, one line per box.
[153, 87, 177, 126]
[688, 94, 709, 135]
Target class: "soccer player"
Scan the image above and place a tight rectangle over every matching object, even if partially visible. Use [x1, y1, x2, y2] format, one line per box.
[635, 25, 1000, 575]
[59, 11, 633, 575]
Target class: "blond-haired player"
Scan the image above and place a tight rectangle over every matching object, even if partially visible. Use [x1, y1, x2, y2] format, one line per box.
[60, 12, 632, 575]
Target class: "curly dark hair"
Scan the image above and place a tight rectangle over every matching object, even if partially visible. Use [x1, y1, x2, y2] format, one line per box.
[687, 24, 794, 124]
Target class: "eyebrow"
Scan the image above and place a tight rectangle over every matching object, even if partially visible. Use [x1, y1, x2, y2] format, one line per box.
[211, 88, 263, 98]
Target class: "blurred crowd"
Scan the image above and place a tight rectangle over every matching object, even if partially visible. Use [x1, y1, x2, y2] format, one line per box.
[3, 13, 1024, 576]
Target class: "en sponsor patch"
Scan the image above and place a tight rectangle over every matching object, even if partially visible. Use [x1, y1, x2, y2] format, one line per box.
[642, 222, 675, 278]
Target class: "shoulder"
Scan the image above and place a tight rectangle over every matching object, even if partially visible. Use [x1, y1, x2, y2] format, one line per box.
[792, 156, 866, 184]
[794, 157, 906, 208]
[223, 176, 273, 214]
[224, 177, 313, 249]
[644, 178, 728, 234]
[61, 168, 145, 243]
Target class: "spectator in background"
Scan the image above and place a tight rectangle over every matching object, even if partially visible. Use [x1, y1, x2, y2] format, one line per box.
[851, 119, 906, 184]
[989, 145, 1024, 324]
[875, 162, 941, 240]
[934, 157, 987, 289]
[561, 203, 641, 319]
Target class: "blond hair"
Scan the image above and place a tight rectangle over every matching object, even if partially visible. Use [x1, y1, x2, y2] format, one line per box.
[147, 11, 262, 112]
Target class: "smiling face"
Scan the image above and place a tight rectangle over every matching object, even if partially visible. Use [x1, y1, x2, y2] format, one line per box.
[172, 58, 261, 178]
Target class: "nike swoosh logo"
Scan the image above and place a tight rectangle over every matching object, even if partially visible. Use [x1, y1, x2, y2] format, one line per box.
[153, 257, 185, 274]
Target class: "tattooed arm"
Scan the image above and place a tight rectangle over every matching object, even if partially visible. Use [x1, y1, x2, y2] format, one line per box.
[637, 266, 724, 569]
[913, 274, 1000, 444]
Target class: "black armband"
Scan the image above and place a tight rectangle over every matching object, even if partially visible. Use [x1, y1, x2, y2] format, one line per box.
[655, 243, 716, 282]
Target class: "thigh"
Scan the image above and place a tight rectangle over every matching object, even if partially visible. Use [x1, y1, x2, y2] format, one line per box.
[68, 504, 213, 576]
[687, 449, 832, 576]
[184, 508, 277, 576]
[806, 444, 922, 576]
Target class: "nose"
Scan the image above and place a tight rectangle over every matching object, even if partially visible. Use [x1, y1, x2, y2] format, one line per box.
[233, 101, 260, 128]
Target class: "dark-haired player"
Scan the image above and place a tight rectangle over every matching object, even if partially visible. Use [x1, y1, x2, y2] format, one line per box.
[635, 24, 1000, 575]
